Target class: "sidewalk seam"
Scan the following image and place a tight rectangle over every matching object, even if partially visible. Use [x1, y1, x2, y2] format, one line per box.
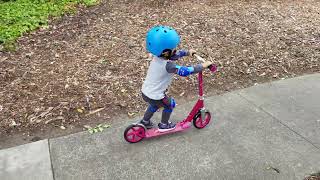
[48, 139, 56, 180]
[237, 92, 320, 151]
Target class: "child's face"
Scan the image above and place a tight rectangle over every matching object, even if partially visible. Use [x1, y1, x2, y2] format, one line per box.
[161, 48, 176, 59]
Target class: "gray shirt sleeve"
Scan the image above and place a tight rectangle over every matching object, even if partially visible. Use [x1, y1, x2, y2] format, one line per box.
[166, 61, 178, 73]
[193, 64, 204, 73]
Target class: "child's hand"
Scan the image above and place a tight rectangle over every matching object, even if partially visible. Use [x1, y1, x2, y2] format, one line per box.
[189, 49, 196, 56]
[202, 61, 213, 68]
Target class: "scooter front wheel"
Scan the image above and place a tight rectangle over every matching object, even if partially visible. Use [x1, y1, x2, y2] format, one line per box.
[193, 111, 211, 129]
[124, 124, 146, 143]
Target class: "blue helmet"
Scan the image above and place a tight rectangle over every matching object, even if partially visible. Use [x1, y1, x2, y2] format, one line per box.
[146, 26, 181, 56]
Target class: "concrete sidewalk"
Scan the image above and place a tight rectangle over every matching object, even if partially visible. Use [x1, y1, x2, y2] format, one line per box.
[1, 74, 320, 180]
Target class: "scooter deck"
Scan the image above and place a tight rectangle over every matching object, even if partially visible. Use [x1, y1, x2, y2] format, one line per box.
[145, 121, 192, 138]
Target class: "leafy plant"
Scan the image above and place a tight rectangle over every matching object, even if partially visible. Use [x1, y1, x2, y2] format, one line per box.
[0, 0, 98, 51]
[86, 124, 111, 134]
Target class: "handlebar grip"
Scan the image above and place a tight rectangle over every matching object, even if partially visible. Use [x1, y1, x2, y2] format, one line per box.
[208, 64, 217, 72]
[194, 54, 217, 72]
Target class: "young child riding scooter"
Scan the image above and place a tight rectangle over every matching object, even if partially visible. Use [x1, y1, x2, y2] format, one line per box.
[141, 25, 213, 132]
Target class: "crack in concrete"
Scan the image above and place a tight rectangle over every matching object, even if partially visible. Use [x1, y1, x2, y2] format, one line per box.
[237, 92, 320, 151]
[48, 139, 56, 180]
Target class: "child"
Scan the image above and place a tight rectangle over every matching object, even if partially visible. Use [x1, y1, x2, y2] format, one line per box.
[141, 25, 213, 132]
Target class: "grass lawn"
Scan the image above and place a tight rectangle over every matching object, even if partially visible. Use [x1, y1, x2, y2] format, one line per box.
[0, 0, 97, 51]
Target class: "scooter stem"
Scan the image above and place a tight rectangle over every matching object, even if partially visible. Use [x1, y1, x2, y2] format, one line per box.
[198, 71, 203, 97]
[194, 54, 205, 98]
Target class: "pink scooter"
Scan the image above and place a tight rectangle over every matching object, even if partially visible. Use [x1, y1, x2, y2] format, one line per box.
[124, 54, 217, 143]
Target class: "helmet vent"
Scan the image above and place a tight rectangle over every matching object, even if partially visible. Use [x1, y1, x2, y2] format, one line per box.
[164, 30, 167, 33]
[156, 29, 159, 31]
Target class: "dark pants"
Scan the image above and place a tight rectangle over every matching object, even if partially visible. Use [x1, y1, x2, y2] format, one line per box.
[142, 93, 174, 124]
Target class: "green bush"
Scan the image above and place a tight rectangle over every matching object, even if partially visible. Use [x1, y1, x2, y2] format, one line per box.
[0, 0, 98, 51]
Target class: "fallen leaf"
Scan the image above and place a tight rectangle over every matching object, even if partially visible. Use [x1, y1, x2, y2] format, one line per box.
[29, 115, 38, 123]
[45, 116, 64, 124]
[282, 66, 288, 73]
[39, 107, 54, 118]
[36, 119, 42, 123]
[118, 102, 127, 107]
[26, 52, 34, 58]
[60, 102, 69, 106]
[10, 120, 18, 127]
[259, 72, 266, 76]
[77, 108, 84, 113]
[266, 166, 280, 173]
[127, 112, 135, 117]
[85, 107, 104, 116]
[246, 68, 251, 74]
[179, 91, 185, 96]
[103, 124, 111, 128]
[101, 59, 107, 64]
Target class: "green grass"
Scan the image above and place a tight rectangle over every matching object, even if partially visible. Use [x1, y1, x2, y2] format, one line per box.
[0, 0, 98, 51]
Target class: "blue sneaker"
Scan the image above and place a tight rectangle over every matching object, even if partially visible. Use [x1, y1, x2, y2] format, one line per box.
[139, 119, 154, 129]
[158, 122, 176, 132]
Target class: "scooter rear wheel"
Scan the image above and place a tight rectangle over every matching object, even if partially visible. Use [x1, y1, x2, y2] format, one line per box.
[124, 124, 146, 143]
[193, 111, 211, 129]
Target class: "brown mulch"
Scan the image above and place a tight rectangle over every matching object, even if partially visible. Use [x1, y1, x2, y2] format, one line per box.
[304, 172, 320, 180]
[0, 0, 319, 146]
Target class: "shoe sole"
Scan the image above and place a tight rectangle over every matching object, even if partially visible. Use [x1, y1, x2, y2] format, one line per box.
[158, 126, 176, 132]
[137, 121, 154, 129]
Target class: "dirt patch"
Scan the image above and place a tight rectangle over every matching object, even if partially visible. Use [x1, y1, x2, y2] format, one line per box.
[0, 0, 319, 148]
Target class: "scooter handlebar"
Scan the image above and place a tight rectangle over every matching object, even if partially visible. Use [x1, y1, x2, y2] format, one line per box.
[194, 54, 217, 73]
